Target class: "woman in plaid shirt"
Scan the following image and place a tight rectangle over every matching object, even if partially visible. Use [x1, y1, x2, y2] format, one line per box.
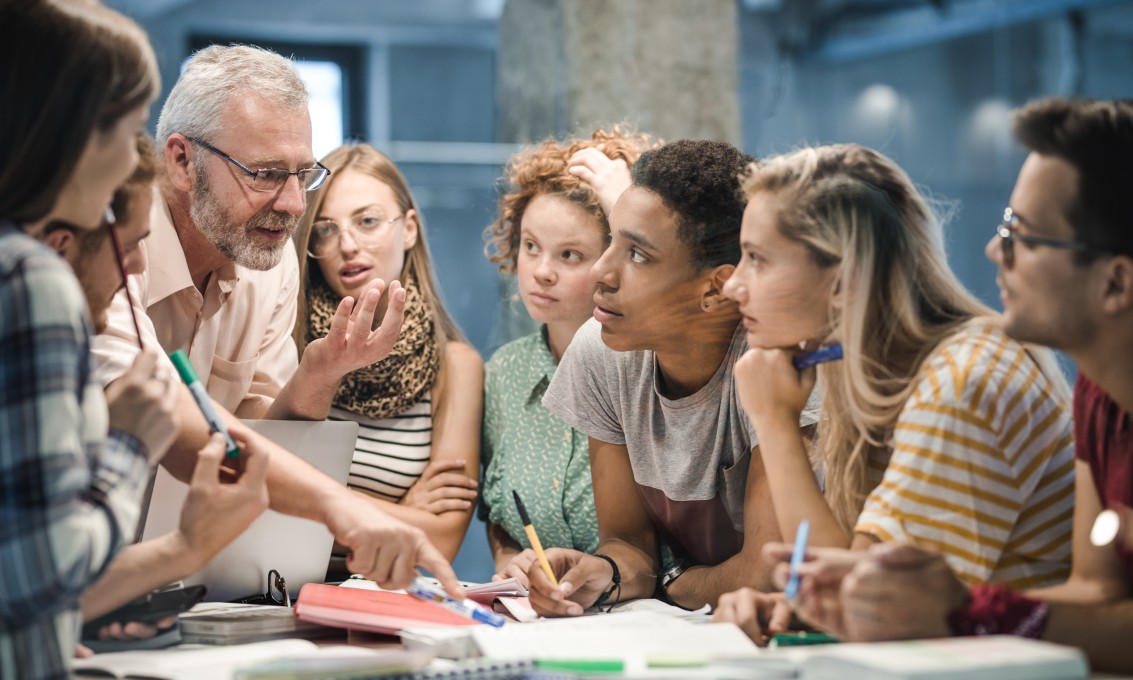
[0, 2, 175, 678]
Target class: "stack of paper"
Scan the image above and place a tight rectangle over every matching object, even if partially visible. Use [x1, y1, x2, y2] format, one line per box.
[178, 603, 337, 645]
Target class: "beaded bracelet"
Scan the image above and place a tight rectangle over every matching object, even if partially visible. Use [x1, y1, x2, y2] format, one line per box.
[591, 553, 622, 612]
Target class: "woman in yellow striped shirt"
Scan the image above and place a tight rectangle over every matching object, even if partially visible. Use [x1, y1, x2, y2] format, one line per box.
[719, 144, 1075, 610]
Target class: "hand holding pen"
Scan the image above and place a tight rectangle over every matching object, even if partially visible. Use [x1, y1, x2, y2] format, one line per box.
[513, 491, 557, 585]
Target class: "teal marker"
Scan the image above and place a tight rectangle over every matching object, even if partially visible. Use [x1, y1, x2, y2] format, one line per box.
[170, 350, 239, 458]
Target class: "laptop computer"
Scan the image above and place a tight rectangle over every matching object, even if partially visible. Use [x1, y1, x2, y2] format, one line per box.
[140, 419, 358, 602]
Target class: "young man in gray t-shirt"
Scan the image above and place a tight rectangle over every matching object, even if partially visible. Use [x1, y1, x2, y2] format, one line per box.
[529, 140, 817, 615]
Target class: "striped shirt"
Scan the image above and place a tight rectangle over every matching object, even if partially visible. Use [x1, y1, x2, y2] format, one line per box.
[329, 395, 432, 502]
[0, 224, 150, 680]
[855, 321, 1075, 589]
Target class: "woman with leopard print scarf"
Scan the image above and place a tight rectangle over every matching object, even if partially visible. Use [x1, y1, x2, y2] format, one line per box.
[293, 143, 483, 563]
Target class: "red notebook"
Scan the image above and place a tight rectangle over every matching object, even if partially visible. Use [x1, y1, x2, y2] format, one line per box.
[294, 583, 481, 635]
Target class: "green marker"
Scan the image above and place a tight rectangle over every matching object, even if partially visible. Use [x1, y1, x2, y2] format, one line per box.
[771, 631, 839, 647]
[534, 659, 624, 673]
[170, 350, 239, 458]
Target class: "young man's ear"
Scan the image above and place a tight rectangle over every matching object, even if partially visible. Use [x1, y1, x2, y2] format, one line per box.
[164, 134, 195, 193]
[1101, 255, 1133, 315]
[702, 264, 736, 312]
[42, 227, 76, 260]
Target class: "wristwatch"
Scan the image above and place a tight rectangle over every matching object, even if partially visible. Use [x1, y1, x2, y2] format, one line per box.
[661, 563, 686, 589]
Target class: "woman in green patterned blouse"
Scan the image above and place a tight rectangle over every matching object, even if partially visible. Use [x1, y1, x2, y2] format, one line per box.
[481, 127, 657, 584]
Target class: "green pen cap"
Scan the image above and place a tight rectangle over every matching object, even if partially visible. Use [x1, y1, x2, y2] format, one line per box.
[170, 349, 200, 385]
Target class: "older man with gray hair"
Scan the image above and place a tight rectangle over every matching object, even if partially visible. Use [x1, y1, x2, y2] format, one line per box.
[94, 44, 460, 592]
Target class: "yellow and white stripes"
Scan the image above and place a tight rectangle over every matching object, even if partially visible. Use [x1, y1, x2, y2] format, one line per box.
[856, 322, 1075, 589]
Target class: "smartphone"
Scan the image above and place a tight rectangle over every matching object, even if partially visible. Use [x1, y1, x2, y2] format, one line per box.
[81, 585, 207, 640]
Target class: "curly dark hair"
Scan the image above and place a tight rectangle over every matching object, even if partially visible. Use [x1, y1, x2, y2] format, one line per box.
[485, 126, 658, 275]
[631, 140, 756, 271]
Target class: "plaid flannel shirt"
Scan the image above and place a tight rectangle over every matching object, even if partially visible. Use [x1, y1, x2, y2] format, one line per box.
[0, 224, 150, 680]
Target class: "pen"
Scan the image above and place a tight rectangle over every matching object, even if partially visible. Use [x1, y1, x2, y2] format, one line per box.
[784, 519, 810, 602]
[169, 349, 240, 459]
[407, 576, 506, 628]
[513, 490, 558, 586]
[792, 343, 843, 370]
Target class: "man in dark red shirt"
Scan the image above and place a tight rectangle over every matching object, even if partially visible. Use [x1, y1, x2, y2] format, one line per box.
[727, 98, 1133, 673]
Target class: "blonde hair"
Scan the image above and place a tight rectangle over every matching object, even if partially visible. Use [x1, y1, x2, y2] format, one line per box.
[744, 144, 997, 534]
[293, 143, 465, 364]
[484, 125, 658, 275]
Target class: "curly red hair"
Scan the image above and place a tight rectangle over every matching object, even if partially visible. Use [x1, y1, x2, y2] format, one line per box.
[485, 126, 658, 275]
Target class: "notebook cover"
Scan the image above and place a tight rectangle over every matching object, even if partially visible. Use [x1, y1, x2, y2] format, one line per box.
[294, 583, 480, 635]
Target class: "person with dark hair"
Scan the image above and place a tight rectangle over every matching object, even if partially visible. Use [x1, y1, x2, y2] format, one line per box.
[522, 140, 819, 616]
[41, 136, 270, 648]
[0, 2, 178, 677]
[753, 98, 1133, 674]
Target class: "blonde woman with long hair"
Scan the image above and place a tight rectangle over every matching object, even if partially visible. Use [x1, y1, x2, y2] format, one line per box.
[715, 143, 1076, 641]
[293, 143, 482, 561]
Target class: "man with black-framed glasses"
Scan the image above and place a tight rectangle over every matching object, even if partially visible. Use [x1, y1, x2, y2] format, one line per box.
[751, 98, 1133, 674]
[92, 43, 462, 597]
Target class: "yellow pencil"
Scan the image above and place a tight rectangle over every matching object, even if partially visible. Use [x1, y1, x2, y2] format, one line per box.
[513, 490, 558, 586]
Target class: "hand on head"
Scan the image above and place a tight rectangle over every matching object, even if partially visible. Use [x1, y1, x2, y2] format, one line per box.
[104, 350, 180, 462]
[402, 459, 478, 515]
[567, 147, 633, 217]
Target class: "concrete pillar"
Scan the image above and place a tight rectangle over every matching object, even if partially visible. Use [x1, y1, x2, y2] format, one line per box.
[498, 0, 741, 145]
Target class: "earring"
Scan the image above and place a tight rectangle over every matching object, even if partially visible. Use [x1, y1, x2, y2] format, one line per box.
[703, 300, 711, 311]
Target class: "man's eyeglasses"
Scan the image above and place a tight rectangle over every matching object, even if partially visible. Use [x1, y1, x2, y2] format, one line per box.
[186, 136, 330, 193]
[307, 213, 404, 259]
[995, 207, 1110, 269]
[104, 206, 145, 351]
[234, 569, 292, 607]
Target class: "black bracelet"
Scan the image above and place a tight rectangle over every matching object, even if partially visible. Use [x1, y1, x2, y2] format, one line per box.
[591, 553, 622, 612]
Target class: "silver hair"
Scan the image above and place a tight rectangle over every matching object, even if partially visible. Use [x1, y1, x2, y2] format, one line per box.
[155, 44, 308, 155]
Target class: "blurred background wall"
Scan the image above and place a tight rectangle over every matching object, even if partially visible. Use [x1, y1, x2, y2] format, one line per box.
[107, 0, 1133, 582]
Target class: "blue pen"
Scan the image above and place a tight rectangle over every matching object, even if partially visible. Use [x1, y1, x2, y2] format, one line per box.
[784, 519, 810, 602]
[792, 343, 843, 370]
[408, 577, 506, 628]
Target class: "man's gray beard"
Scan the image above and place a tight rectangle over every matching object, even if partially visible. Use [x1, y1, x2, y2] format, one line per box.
[190, 167, 299, 271]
